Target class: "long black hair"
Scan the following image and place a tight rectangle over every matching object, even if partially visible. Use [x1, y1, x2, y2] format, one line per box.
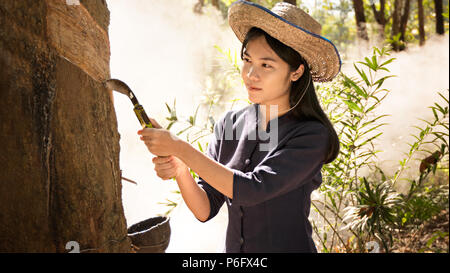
[241, 27, 340, 164]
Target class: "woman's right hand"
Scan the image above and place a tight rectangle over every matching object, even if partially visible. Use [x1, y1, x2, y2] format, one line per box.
[152, 155, 188, 180]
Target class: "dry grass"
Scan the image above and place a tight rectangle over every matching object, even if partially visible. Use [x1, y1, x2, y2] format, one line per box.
[392, 208, 449, 253]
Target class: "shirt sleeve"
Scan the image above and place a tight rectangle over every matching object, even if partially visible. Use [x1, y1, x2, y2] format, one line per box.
[231, 122, 329, 207]
[196, 112, 228, 222]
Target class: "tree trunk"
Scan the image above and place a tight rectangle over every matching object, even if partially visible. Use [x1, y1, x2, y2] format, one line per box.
[0, 0, 131, 252]
[434, 0, 445, 35]
[352, 0, 370, 41]
[193, 0, 205, 14]
[211, 0, 220, 9]
[418, 0, 426, 46]
[391, 0, 410, 51]
[400, 0, 411, 41]
[370, 0, 388, 43]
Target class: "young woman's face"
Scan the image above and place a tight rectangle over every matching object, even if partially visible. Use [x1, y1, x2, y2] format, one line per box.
[241, 35, 303, 112]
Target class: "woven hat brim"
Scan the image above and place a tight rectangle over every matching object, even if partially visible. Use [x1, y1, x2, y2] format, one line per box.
[228, 1, 342, 82]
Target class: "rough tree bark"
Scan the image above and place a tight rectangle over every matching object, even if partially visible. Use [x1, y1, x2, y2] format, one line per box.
[370, 0, 388, 43]
[352, 0, 370, 41]
[211, 0, 220, 8]
[434, 0, 445, 35]
[391, 0, 411, 51]
[0, 0, 131, 252]
[399, 0, 411, 43]
[193, 0, 205, 14]
[418, 0, 426, 46]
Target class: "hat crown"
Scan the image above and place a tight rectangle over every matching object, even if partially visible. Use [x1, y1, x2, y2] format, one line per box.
[271, 2, 321, 35]
[227, 0, 341, 82]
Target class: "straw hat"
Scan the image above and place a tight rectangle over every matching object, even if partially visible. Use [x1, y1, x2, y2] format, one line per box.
[228, 0, 341, 82]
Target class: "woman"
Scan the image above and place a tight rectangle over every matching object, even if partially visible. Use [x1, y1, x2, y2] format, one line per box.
[138, 0, 341, 253]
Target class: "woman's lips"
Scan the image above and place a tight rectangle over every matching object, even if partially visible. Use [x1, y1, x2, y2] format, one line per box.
[248, 86, 262, 91]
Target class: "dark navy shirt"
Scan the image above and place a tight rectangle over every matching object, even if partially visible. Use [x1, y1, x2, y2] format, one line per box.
[197, 103, 330, 253]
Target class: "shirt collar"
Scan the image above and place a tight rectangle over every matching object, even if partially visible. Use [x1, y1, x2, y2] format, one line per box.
[253, 103, 296, 133]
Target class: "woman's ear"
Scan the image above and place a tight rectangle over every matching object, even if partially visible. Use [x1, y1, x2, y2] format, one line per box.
[291, 64, 305, 82]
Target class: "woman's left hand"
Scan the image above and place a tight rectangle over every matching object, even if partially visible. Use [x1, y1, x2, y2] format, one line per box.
[137, 119, 182, 157]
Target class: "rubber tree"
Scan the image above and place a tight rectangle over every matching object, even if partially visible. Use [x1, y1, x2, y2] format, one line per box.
[0, 0, 131, 252]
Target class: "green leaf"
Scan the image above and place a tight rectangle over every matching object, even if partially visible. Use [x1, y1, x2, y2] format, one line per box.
[373, 75, 396, 90]
[357, 132, 383, 147]
[378, 67, 390, 72]
[379, 57, 396, 68]
[357, 61, 372, 71]
[412, 125, 424, 132]
[193, 105, 200, 125]
[359, 123, 389, 138]
[432, 107, 439, 121]
[417, 118, 433, 126]
[343, 131, 354, 141]
[343, 100, 363, 113]
[176, 125, 192, 136]
[197, 142, 204, 153]
[166, 121, 175, 131]
[365, 57, 377, 71]
[345, 75, 368, 99]
[374, 47, 381, 57]
[372, 54, 378, 69]
[165, 102, 172, 113]
[341, 121, 356, 131]
[354, 63, 370, 87]
[433, 103, 445, 114]
[360, 114, 390, 129]
[433, 132, 448, 144]
[438, 91, 449, 104]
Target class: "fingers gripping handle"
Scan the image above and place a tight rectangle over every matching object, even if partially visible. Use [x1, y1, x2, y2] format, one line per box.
[133, 104, 153, 128]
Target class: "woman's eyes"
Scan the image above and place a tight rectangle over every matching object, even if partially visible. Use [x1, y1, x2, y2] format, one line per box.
[243, 58, 272, 68]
